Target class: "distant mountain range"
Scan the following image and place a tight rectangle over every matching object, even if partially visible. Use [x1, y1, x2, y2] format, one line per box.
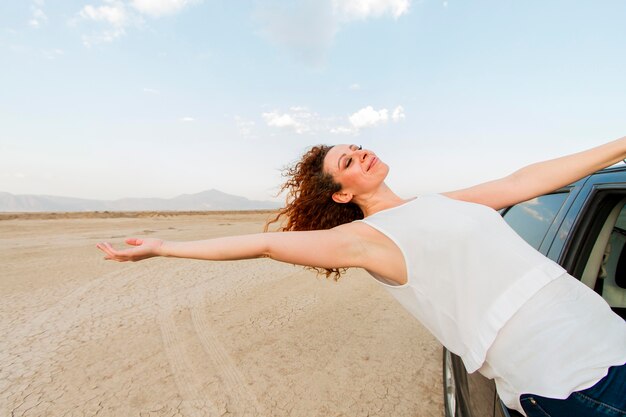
[0, 190, 282, 212]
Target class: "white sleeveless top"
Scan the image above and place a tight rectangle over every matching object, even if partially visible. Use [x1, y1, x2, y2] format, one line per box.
[359, 193, 566, 372]
[359, 193, 626, 415]
[479, 274, 626, 415]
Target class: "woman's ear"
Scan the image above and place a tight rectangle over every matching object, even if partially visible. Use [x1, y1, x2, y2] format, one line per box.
[332, 191, 353, 204]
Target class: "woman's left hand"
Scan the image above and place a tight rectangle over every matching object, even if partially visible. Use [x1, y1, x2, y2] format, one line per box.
[96, 238, 164, 262]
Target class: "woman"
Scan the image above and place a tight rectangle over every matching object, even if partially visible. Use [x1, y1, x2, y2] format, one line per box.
[97, 137, 626, 417]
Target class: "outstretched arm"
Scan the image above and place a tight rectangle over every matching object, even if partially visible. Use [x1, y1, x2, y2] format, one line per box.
[444, 136, 626, 210]
[96, 223, 365, 271]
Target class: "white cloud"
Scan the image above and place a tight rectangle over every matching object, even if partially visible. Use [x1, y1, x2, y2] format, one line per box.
[349, 83, 361, 90]
[333, 0, 410, 20]
[262, 107, 326, 134]
[179, 116, 195, 122]
[131, 0, 199, 17]
[349, 106, 389, 129]
[29, 4, 48, 28]
[75, 0, 199, 46]
[143, 87, 160, 94]
[392, 105, 405, 122]
[79, 2, 129, 26]
[263, 112, 296, 128]
[263, 111, 307, 134]
[331, 104, 405, 134]
[77, 1, 132, 45]
[261, 104, 404, 135]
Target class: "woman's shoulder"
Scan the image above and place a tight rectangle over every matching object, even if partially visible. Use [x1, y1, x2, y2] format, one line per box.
[333, 218, 403, 249]
[333, 220, 388, 241]
[334, 217, 408, 282]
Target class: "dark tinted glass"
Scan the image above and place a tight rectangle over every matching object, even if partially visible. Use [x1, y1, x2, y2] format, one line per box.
[503, 193, 569, 249]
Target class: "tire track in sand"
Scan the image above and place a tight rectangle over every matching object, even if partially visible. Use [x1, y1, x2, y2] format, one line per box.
[158, 259, 298, 417]
[153, 258, 309, 417]
[158, 311, 220, 417]
[190, 305, 264, 417]
[186, 260, 314, 417]
[157, 276, 220, 417]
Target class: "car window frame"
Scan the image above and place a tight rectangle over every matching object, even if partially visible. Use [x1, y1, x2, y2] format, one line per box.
[552, 172, 626, 272]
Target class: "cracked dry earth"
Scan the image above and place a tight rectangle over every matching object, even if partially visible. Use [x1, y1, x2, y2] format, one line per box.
[0, 212, 443, 417]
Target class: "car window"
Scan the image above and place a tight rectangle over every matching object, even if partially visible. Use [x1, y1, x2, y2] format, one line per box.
[502, 193, 569, 249]
[590, 202, 626, 310]
[572, 194, 626, 319]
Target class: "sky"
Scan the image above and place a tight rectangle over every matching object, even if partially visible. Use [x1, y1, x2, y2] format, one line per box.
[1, 0, 625, 202]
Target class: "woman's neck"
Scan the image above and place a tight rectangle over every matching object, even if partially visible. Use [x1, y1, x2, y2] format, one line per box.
[353, 184, 410, 217]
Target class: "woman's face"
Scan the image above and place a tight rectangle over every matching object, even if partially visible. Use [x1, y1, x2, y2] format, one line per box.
[323, 144, 389, 203]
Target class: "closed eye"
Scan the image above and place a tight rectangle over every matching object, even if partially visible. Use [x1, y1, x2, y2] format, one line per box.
[340, 144, 362, 169]
[345, 144, 361, 168]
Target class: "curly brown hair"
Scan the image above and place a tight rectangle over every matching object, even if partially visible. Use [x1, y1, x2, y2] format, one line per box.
[265, 145, 364, 279]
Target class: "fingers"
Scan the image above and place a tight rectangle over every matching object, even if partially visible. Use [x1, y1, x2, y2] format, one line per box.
[96, 238, 154, 262]
[96, 238, 141, 260]
[95, 242, 113, 260]
[96, 242, 125, 262]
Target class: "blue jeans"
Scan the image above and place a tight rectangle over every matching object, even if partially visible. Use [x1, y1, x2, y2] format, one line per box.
[520, 363, 626, 417]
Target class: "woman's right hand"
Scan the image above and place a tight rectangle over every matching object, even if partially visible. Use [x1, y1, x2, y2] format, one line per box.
[96, 238, 164, 262]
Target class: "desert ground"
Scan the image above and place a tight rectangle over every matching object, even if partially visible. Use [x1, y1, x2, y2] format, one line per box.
[0, 211, 443, 417]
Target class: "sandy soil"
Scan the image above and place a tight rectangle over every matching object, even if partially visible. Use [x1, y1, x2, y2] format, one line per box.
[0, 212, 443, 417]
